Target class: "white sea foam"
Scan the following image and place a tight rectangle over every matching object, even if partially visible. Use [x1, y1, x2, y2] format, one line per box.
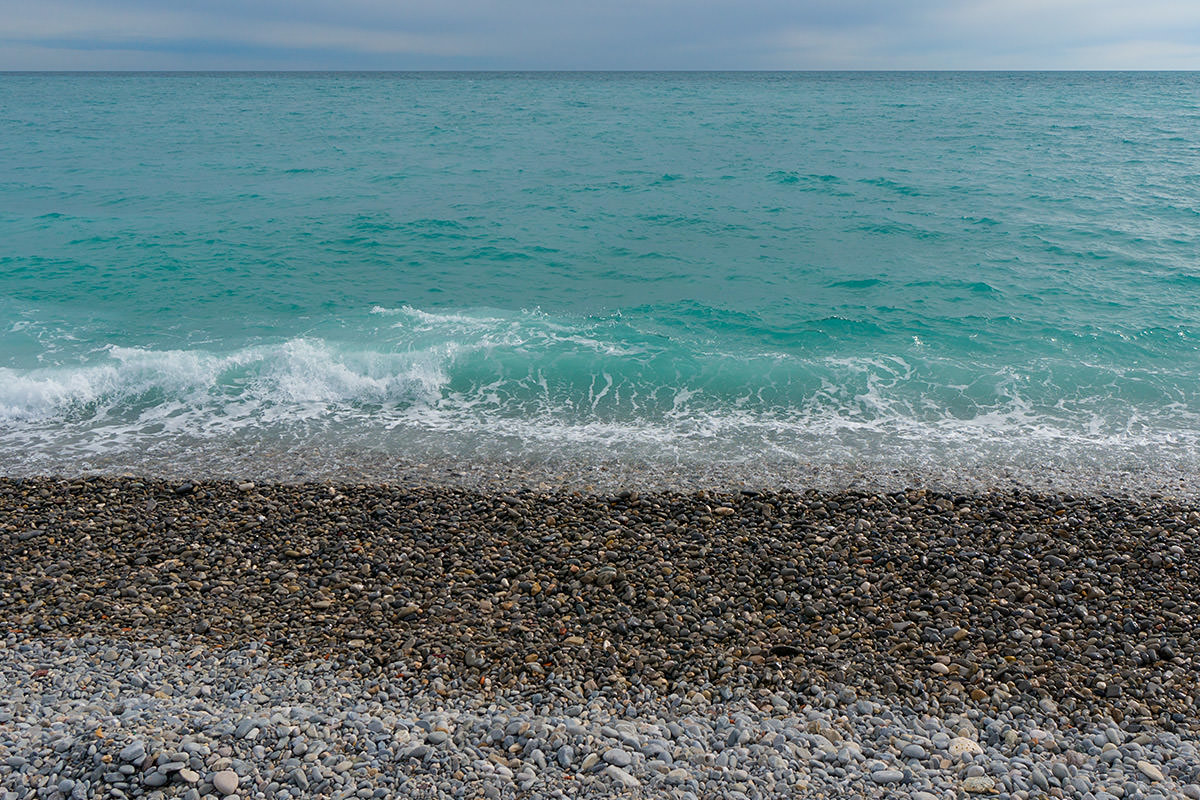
[0, 339, 447, 424]
[0, 364, 120, 420]
[4, 324, 1200, 493]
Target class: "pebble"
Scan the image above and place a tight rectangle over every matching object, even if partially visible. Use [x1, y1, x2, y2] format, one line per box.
[119, 740, 145, 762]
[949, 737, 984, 757]
[1137, 760, 1164, 781]
[0, 629, 1192, 800]
[0, 478, 1198, 799]
[604, 765, 640, 788]
[212, 770, 239, 794]
[871, 769, 906, 784]
[963, 775, 996, 792]
[603, 748, 633, 767]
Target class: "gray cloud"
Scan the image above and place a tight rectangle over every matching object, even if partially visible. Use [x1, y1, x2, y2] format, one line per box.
[1, 0, 1199, 70]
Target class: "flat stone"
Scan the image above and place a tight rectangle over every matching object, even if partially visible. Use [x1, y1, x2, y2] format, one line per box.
[871, 769, 905, 784]
[1137, 761, 1164, 782]
[949, 737, 983, 757]
[177, 768, 200, 783]
[402, 745, 429, 760]
[963, 776, 995, 793]
[604, 765, 640, 789]
[211, 770, 239, 795]
[119, 741, 145, 762]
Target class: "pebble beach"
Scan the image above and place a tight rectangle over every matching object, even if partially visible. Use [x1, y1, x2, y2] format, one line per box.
[1, 476, 1198, 799]
[9, 67, 1200, 800]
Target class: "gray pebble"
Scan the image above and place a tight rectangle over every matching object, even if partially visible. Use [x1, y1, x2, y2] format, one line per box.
[604, 765, 640, 788]
[871, 769, 905, 784]
[603, 748, 633, 767]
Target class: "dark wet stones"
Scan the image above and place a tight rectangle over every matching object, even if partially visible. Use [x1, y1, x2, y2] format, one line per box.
[1, 476, 1199, 734]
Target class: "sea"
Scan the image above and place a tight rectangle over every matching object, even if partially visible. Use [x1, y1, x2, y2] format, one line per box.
[3, 71, 1200, 493]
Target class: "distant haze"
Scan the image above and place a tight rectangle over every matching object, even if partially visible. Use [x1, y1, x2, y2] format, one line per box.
[2, 0, 1199, 70]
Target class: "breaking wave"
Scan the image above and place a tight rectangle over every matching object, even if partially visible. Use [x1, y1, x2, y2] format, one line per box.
[3, 305, 1200, 490]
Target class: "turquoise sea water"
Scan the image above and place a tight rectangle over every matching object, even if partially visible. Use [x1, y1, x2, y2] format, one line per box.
[3, 72, 1200, 488]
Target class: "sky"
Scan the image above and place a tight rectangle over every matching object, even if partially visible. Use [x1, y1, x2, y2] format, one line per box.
[2, 0, 1200, 71]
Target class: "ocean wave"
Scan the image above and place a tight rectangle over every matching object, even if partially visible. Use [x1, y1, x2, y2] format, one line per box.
[0, 339, 447, 424]
[4, 308, 1200, 487]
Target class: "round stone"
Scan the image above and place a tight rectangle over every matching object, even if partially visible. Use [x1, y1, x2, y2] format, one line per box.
[212, 770, 239, 795]
[948, 737, 983, 758]
[603, 748, 633, 767]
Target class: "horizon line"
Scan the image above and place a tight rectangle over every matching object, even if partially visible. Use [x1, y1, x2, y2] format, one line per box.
[4, 68, 1200, 74]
